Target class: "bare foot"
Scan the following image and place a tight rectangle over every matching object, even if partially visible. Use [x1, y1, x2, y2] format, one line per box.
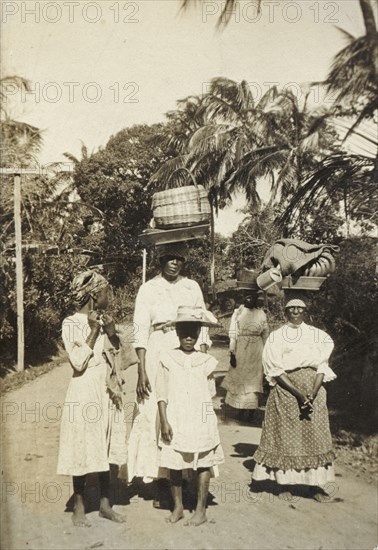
[184, 511, 207, 527]
[278, 491, 293, 501]
[166, 507, 184, 524]
[99, 505, 127, 523]
[72, 503, 91, 527]
[312, 489, 332, 503]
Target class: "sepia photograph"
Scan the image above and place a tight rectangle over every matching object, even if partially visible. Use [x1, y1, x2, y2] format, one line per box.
[1, 1, 377, 549]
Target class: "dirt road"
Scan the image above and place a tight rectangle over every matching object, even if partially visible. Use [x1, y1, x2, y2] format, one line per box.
[1, 347, 377, 550]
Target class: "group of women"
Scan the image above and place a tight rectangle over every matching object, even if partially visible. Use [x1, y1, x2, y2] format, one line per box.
[57, 242, 337, 528]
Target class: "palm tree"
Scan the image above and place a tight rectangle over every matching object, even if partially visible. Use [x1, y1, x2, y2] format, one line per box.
[278, 151, 377, 236]
[188, 78, 337, 208]
[0, 76, 44, 167]
[322, 0, 377, 140]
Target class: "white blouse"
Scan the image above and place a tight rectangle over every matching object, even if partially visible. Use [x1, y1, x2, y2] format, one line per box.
[228, 306, 269, 353]
[262, 322, 336, 386]
[62, 312, 106, 372]
[133, 275, 210, 350]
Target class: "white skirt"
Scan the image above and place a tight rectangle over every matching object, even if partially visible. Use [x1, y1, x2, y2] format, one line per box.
[57, 362, 128, 476]
[253, 463, 335, 486]
[159, 444, 224, 475]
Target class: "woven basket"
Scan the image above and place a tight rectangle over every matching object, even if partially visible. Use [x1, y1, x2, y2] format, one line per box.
[152, 185, 211, 229]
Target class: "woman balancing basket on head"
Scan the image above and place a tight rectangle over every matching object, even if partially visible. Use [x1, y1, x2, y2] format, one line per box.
[252, 298, 337, 502]
[127, 242, 213, 505]
[221, 269, 269, 423]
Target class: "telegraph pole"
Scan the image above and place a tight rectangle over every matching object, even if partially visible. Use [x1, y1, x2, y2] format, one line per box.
[1, 165, 73, 371]
[13, 172, 24, 371]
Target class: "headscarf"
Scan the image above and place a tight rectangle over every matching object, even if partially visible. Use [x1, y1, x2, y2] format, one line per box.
[71, 270, 108, 308]
[285, 298, 307, 309]
[156, 242, 188, 262]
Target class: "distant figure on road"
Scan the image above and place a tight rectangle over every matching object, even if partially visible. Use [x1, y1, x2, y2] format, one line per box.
[222, 290, 269, 422]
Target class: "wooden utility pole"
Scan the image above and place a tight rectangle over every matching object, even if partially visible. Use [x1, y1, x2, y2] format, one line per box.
[13, 173, 24, 371]
[1, 165, 73, 372]
[142, 248, 147, 283]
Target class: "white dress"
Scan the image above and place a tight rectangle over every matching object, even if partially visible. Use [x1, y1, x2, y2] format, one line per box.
[127, 275, 211, 482]
[57, 313, 126, 476]
[156, 349, 224, 474]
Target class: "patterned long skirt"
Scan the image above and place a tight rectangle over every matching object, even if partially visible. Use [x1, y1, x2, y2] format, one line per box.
[253, 367, 335, 486]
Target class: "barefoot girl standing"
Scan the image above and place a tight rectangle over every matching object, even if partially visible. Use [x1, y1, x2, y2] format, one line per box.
[156, 306, 224, 526]
[57, 271, 131, 527]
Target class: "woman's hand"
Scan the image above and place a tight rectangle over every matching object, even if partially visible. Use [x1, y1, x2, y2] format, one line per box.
[298, 393, 314, 414]
[102, 313, 117, 337]
[137, 370, 152, 400]
[86, 311, 102, 349]
[87, 311, 101, 332]
[160, 420, 173, 443]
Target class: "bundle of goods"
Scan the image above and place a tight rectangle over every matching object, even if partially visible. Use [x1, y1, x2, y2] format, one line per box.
[259, 238, 339, 291]
[152, 185, 211, 229]
[301, 251, 336, 276]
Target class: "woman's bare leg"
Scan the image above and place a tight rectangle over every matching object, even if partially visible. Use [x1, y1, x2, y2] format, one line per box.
[167, 470, 184, 523]
[98, 471, 127, 522]
[72, 475, 91, 527]
[186, 468, 210, 526]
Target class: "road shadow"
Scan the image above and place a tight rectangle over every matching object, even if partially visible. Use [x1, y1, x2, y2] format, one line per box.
[130, 477, 218, 513]
[64, 466, 133, 513]
[231, 442, 258, 473]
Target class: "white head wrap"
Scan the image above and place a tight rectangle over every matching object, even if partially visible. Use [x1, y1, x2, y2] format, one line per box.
[285, 298, 307, 309]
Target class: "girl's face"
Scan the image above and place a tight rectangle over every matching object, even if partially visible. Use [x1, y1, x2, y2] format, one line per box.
[161, 256, 184, 280]
[93, 286, 109, 310]
[176, 323, 201, 352]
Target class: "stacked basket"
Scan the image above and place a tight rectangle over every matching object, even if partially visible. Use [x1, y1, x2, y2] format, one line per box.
[139, 184, 211, 246]
[152, 185, 211, 229]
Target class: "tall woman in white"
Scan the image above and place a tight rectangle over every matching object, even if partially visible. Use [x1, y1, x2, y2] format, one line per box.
[127, 243, 211, 496]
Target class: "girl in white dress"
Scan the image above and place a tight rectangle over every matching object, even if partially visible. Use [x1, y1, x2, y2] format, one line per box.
[156, 306, 224, 526]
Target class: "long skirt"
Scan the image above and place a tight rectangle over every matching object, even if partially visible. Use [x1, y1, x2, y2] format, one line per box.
[252, 367, 335, 486]
[222, 334, 264, 410]
[127, 329, 179, 482]
[57, 362, 127, 476]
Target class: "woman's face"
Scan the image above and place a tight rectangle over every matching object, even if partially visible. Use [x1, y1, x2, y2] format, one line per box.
[243, 292, 256, 309]
[93, 286, 109, 310]
[161, 255, 184, 280]
[285, 306, 305, 325]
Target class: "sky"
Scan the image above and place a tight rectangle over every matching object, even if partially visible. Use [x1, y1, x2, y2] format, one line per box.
[1, 0, 370, 234]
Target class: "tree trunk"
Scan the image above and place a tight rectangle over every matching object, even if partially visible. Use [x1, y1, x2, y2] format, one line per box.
[343, 186, 350, 238]
[359, 0, 377, 37]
